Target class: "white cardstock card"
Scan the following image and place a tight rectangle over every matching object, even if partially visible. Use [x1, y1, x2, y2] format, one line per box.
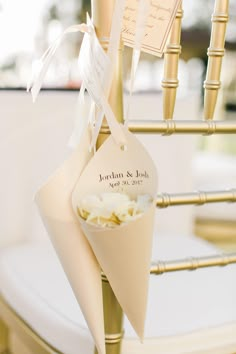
[122, 0, 181, 57]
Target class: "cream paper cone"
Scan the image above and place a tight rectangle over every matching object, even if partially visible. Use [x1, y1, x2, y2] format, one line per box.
[35, 131, 105, 354]
[72, 128, 158, 340]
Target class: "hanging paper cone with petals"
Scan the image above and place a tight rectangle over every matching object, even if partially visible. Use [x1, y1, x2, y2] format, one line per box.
[35, 131, 105, 354]
[72, 128, 158, 340]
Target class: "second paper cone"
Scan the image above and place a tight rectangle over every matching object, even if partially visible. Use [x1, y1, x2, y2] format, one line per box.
[36, 131, 105, 354]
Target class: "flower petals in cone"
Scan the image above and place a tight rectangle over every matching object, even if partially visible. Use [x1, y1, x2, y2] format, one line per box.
[72, 128, 158, 339]
[35, 131, 105, 354]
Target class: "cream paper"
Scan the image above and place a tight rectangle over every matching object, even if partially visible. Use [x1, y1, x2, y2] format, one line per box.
[72, 128, 158, 340]
[122, 0, 181, 57]
[35, 131, 105, 354]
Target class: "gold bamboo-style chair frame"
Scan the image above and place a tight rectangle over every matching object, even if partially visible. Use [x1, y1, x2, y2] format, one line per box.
[92, 1, 236, 353]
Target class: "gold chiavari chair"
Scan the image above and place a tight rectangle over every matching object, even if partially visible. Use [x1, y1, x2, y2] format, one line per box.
[0, 1, 236, 354]
[93, 1, 236, 353]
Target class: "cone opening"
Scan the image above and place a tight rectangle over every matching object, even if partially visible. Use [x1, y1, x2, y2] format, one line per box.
[75, 192, 154, 230]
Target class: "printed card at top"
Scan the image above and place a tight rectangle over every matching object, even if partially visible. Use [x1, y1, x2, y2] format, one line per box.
[122, 0, 181, 57]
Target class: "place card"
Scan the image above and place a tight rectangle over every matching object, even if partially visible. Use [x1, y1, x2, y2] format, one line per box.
[122, 0, 181, 57]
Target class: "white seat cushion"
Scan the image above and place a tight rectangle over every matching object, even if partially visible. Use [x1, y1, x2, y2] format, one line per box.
[0, 234, 236, 354]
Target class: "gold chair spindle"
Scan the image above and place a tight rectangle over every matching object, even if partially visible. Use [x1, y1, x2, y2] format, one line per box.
[151, 253, 236, 275]
[100, 120, 236, 135]
[156, 189, 236, 208]
[0, 318, 8, 352]
[204, 0, 229, 120]
[162, 2, 183, 120]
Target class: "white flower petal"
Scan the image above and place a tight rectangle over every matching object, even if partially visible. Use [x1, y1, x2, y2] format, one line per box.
[80, 194, 102, 212]
[77, 193, 152, 227]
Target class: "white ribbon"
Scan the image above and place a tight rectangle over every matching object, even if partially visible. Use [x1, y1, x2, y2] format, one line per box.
[76, 14, 126, 149]
[67, 82, 88, 148]
[125, 0, 150, 126]
[27, 22, 96, 150]
[28, 0, 150, 148]
[28, 12, 127, 149]
[27, 23, 90, 102]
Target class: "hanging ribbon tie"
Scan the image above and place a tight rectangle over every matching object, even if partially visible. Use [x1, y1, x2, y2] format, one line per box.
[27, 1, 150, 148]
[27, 23, 91, 102]
[28, 10, 127, 150]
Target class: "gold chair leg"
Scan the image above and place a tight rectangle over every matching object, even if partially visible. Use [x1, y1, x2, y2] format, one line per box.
[0, 319, 8, 354]
[94, 276, 123, 354]
[0, 296, 60, 354]
[8, 331, 32, 354]
[92, 1, 124, 353]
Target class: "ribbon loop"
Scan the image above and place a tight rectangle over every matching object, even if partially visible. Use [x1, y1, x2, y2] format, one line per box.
[28, 2, 131, 149]
[27, 23, 91, 102]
